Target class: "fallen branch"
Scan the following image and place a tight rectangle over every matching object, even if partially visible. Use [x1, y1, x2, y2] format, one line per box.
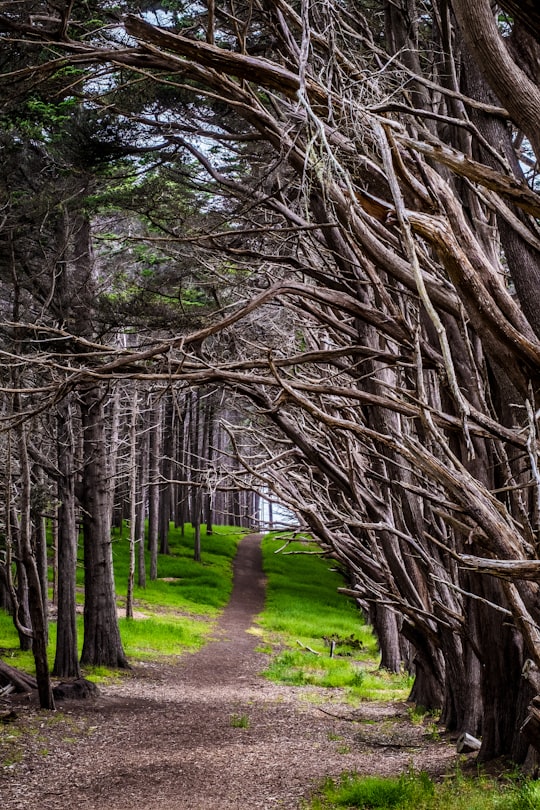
[296, 640, 320, 655]
[0, 660, 37, 693]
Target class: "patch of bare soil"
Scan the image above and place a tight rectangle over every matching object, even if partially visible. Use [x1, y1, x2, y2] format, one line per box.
[0, 534, 460, 809]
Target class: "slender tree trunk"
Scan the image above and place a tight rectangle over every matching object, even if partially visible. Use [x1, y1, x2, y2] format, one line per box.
[0, 565, 12, 613]
[148, 399, 160, 581]
[126, 392, 138, 619]
[52, 398, 81, 679]
[106, 385, 122, 530]
[190, 391, 202, 561]
[232, 490, 241, 528]
[268, 497, 274, 530]
[17, 425, 55, 709]
[202, 392, 215, 536]
[33, 469, 49, 645]
[175, 404, 188, 535]
[135, 404, 148, 589]
[159, 397, 173, 555]
[51, 497, 59, 607]
[10, 507, 32, 652]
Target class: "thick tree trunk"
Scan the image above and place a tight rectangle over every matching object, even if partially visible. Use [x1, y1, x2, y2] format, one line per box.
[461, 46, 540, 340]
[403, 622, 445, 711]
[79, 386, 128, 669]
[371, 603, 402, 674]
[462, 574, 527, 762]
[452, 0, 540, 159]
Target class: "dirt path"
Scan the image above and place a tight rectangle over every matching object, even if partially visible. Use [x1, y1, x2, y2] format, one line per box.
[1, 534, 458, 809]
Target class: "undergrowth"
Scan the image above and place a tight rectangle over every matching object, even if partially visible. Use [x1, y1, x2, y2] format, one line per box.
[257, 533, 412, 703]
[304, 770, 540, 810]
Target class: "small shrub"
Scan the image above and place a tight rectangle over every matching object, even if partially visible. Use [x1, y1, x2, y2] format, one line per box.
[230, 713, 249, 728]
[349, 669, 365, 688]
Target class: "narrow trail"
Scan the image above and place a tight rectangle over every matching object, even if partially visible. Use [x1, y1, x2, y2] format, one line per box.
[1, 534, 457, 810]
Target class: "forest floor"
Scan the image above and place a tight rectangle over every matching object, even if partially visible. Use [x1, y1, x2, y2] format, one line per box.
[0, 534, 461, 809]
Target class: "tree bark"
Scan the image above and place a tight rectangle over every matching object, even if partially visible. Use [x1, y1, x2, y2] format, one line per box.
[452, 0, 540, 158]
[126, 392, 138, 619]
[52, 398, 81, 679]
[135, 403, 148, 589]
[159, 397, 173, 555]
[79, 385, 129, 669]
[17, 425, 54, 709]
[371, 603, 402, 674]
[147, 399, 161, 581]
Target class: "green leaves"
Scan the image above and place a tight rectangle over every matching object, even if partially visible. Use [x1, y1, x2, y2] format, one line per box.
[0, 94, 76, 142]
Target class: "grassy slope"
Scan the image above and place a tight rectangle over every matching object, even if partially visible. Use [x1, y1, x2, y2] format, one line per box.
[255, 535, 539, 810]
[256, 533, 412, 702]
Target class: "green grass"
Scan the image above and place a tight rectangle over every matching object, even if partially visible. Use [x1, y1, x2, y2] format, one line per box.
[230, 713, 250, 728]
[257, 534, 412, 702]
[0, 610, 36, 672]
[305, 770, 540, 810]
[111, 522, 241, 615]
[0, 523, 244, 675]
[258, 535, 373, 646]
[118, 615, 212, 659]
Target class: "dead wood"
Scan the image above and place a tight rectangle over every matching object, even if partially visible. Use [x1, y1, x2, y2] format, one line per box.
[0, 660, 37, 693]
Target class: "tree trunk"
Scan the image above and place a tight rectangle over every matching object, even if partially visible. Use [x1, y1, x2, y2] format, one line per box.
[472, 579, 525, 762]
[52, 398, 81, 679]
[403, 622, 445, 712]
[126, 392, 138, 619]
[372, 603, 402, 673]
[79, 385, 128, 669]
[148, 399, 160, 581]
[0, 659, 37, 693]
[202, 391, 215, 536]
[0, 565, 12, 613]
[10, 508, 32, 653]
[33, 469, 49, 646]
[159, 397, 173, 555]
[135, 404, 148, 589]
[106, 385, 122, 530]
[17, 425, 55, 710]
